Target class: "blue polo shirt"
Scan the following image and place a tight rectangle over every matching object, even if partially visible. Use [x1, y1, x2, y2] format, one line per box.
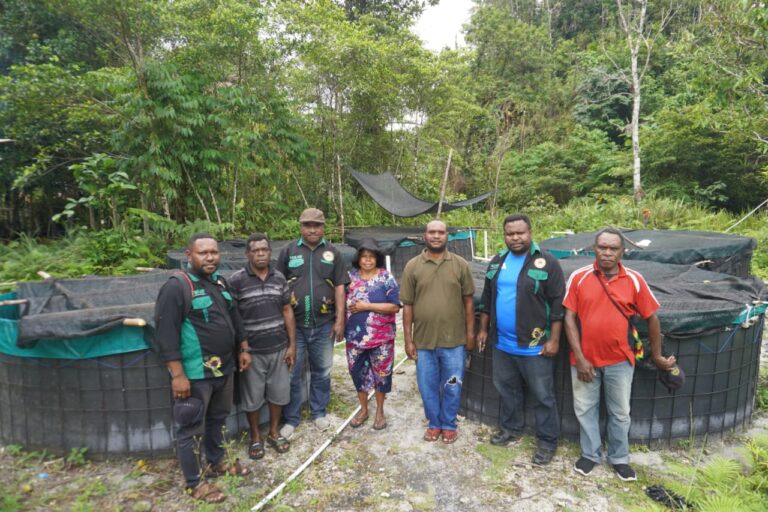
[496, 253, 540, 356]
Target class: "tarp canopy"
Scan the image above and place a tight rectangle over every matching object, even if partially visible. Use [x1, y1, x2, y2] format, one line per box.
[540, 229, 756, 277]
[349, 169, 492, 217]
[471, 258, 767, 336]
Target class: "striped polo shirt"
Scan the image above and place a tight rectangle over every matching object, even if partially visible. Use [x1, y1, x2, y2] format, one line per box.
[229, 265, 291, 354]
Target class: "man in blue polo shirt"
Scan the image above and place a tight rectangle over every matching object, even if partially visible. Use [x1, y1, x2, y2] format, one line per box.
[477, 214, 565, 465]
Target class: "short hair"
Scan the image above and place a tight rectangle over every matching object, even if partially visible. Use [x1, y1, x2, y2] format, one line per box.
[352, 248, 385, 270]
[246, 232, 270, 252]
[503, 213, 531, 229]
[594, 227, 625, 248]
[187, 233, 216, 249]
[425, 219, 447, 232]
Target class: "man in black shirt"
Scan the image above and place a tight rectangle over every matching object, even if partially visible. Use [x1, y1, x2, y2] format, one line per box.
[229, 233, 297, 459]
[154, 234, 251, 503]
[277, 208, 350, 437]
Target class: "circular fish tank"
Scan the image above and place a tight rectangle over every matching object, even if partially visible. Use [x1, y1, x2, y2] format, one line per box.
[462, 258, 767, 444]
[540, 229, 756, 277]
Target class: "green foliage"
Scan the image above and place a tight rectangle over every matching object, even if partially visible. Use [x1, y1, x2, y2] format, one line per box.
[65, 447, 88, 468]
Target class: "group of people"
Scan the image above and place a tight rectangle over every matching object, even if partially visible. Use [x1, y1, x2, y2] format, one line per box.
[153, 208, 677, 503]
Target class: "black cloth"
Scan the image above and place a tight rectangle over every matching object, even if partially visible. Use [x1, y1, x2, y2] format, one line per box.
[229, 265, 291, 354]
[153, 270, 245, 379]
[479, 244, 565, 348]
[276, 239, 351, 328]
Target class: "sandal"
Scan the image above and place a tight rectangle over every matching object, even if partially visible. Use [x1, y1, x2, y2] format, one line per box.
[442, 430, 458, 444]
[423, 428, 441, 442]
[372, 417, 387, 430]
[205, 458, 251, 478]
[248, 441, 265, 460]
[187, 481, 225, 503]
[266, 435, 290, 454]
[350, 412, 369, 428]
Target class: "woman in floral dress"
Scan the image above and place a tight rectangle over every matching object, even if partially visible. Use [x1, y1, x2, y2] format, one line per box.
[345, 239, 400, 430]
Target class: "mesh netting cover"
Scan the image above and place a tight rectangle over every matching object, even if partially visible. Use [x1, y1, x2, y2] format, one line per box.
[540, 229, 756, 277]
[470, 257, 767, 336]
[349, 169, 492, 217]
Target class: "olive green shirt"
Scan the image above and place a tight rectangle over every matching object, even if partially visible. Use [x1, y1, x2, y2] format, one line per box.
[400, 250, 475, 349]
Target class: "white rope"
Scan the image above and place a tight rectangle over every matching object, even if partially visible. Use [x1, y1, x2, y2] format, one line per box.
[250, 353, 411, 511]
[725, 197, 768, 232]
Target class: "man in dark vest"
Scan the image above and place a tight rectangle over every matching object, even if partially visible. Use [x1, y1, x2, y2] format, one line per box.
[277, 208, 350, 438]
[154, 233, 252, 503]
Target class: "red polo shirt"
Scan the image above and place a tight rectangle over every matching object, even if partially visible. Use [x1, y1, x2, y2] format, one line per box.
[563, 261, 659, 367]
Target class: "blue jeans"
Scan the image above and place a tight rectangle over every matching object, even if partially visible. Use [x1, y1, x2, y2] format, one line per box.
[416, 345, 465, 431]
[571, 361, 633, 465]
[492, 347, 559, 449]
[283, 322, 334, 426]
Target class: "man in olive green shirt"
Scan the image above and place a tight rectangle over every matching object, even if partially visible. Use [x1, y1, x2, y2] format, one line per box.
[401, 220, 475, 444]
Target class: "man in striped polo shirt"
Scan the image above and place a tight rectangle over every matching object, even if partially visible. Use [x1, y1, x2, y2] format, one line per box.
[563, 228, 676, 481]
[230, 233, 296, 460]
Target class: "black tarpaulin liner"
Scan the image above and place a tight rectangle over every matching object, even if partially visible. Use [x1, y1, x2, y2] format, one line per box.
[471, 258, 767, 336]
[349, 169, 492, 217]
[540, 229, 756, 277]
[15, 271, 175, 345]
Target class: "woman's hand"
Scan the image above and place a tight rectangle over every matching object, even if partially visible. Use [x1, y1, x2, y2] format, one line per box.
[348, 300, 369, 314]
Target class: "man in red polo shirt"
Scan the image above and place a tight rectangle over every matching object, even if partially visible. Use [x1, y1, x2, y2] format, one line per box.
[563, 228, 675, 481]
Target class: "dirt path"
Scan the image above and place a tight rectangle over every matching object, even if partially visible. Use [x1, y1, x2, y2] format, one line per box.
[1, 315, 766, 511]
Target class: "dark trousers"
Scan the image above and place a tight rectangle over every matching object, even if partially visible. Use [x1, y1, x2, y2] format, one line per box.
[175, 374, 233, 487]
[492, 346, 559, 449]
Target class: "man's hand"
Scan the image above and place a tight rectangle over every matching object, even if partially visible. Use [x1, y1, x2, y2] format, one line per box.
[238, 351, 252, 372]
[575, 356, 595, 383]
[331, 320, 344, 342]
[539, 338, 559, 358]
[405, 340, 417, 360]
[465, 333, 476, 353]
[653, 354, 676, 371]
[171, 374, 191, 399]
[476, 330, 488, 352]
[284, 346, 297, 369]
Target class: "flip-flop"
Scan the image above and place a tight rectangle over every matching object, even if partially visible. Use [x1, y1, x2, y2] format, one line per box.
[372, 417, 387, 430]
[423, 428, 441, 442]
[266, 435, 290, 454]
[442, 430, 458, 444]
[248, 441, 265, 460]
[350, 412, 369, 428]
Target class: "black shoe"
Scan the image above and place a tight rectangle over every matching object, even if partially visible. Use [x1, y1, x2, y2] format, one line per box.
[490, 431, 518, 446]
[612, 463, 637, 481]
[532, 446, 556, 466]
[574, 457, 597, 476]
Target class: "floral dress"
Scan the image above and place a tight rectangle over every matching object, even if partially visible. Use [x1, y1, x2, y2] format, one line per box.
[345, 268, 400, 393]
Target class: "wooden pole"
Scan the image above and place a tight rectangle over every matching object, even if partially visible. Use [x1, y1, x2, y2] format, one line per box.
[436, 148, 453, 219]
[336, 155, 345, 239]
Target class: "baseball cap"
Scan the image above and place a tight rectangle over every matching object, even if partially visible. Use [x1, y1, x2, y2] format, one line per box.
[299, 208, 325, 224]
[658, 364, 686, 393]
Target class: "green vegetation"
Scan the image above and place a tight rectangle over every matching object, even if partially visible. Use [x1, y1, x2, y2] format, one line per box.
[1, 1, 767, 265]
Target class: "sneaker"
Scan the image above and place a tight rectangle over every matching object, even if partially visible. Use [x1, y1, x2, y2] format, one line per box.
[612, 463, 637, 481]
[314, 416, 331, 432]
[574, 457, 597, 476]
[279, 424, 295, 440]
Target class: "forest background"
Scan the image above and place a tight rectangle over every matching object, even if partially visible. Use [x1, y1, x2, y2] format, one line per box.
[2, 0, 768, 282]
